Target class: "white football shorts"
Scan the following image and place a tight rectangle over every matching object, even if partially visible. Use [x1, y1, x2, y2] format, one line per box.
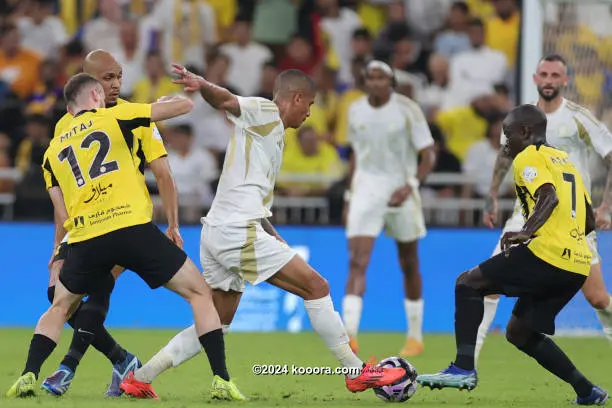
[200, 220, 296, 292]
[492, 205, 600, 265]
[346, 188, 426, 243]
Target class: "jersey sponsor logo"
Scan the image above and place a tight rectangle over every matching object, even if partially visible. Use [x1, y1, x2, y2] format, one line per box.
[522, 166, 538, 183]
[570, 227, 585, 243]
[73, 216, 85, 229]
[83, 182, 113, 204]
[561, 248, 572, 260]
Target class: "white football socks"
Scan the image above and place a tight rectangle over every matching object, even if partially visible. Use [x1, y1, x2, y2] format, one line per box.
[134, 324, 201, 383]
[404, 299, 424, 342]
[595, 295, 612, 343]
[475, 297, 499, 365]
[305, 295, 363, 378]
[341, 294, 363, 338]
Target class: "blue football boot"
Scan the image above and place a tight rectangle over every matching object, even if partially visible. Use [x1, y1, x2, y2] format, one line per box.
[105, 352, 142, 397]
[41, 365, 75, 396]
[574, 386, 609, 406]
[417, 362, 478, 391]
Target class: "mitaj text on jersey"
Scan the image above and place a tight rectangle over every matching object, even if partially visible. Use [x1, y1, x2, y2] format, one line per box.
[59, 120, 93, 142]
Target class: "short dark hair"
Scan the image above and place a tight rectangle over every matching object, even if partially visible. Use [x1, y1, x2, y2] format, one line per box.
[63, 73, 100, 107]
[451, 1, 469, 14]
[173, 123, 193, 136]
[26, 113, 51, 127]
[540, 53, 567, 68]
[273, 69, 316, 99]
[468, 17, 484, 28]
[507, 104, 548, 138]
[352, 28, 371, 40]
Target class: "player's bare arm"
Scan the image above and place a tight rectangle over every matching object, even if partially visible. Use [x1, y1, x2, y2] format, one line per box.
[150, 157, 183, 248]
[483, 150, 513, 227]
[388, 146, 435, 207]
[150, 95, 194, 122]
[171, 63, 240, 117]
[501, 183, 558, 254]
[48, 186, 69, 270]
[595, 151, 612, 229]
[261, 218, 287, 244]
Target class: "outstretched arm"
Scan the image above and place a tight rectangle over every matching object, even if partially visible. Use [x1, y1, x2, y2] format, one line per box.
[171, 63, 241, 117]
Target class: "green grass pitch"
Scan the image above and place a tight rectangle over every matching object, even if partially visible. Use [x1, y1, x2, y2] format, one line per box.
[1, 329, 610, 407]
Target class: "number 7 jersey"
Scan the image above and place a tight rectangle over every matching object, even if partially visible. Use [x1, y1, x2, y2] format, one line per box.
[43, 103, 155, 243]
[513, 144, 592, 275]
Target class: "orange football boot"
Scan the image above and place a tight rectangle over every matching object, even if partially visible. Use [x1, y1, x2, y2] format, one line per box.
[400, 338, 424, 357]
[345, 360, 405, 393]
[119, 372, 159, 400]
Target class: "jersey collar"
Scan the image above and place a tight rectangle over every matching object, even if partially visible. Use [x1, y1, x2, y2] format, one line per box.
[74, 109, 97, 118]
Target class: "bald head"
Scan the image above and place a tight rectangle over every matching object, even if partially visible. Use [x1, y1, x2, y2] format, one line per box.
[83, 49, 122, 106]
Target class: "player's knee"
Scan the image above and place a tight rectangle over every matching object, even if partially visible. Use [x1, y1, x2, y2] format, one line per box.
[455, 270, 473, 288]
[49, 302, 74, 321]
[505, 318, 530, 348]
[304, 272, 330, 300]
[349, 253, 369, 275]
[399, 253, 418, 276]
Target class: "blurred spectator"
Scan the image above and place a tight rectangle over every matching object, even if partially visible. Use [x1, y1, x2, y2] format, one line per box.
[131, 50, 180, 103]
[372, 1, 410, 61]
[0, 21, 42, 100]
[443, 18, 507, 110]
[256, 61, 278, 101]
[351, 27, 372, 61]
[434, 1, 471, 59]
[166, 124, 218, 222]
[466, 0, 495, 19]
[435, 93, 500, 162]
[403, 0, 453, 45]
[317, 0, 363, 86]
[17, 0, 68, 59]
[425, 123, 461, 195]
[334, 56, 367, 147]
[419, 53, 449, 119]
[0, 132, 12, 193]
[461, 114, 512, 199]
[278, 35, 319, 77]
[205, 52, 239, 95]
[0, 0, 25, 20]
[150, 0, 218, 71]
[82, 0, 123, 55]
[251, 0, 299, 59]
[58, 39, 86, 83]
[58, 0, 98, 37]
[299, 65, 339, 142]
[485, 0, 520, 67]
[115, 18, 146, 98]
[27, 59, 63, 117]
[205, 0, 238, 42]
[390, 35, 431, 81]
[220, 16, 273, 97]
[278, 126, 343, 197]
[15, 113, 50, 173]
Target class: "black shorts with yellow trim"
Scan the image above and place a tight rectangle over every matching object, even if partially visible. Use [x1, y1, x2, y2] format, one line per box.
[479, 244, 586, 335]
[59, 222, 187, 295]
[52, 242, 69, 263]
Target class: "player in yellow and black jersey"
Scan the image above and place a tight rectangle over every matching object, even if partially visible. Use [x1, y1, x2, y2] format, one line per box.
[7, 74, 245, 402]
[41, 50, 175, 398]
[418, 104, 608, 405]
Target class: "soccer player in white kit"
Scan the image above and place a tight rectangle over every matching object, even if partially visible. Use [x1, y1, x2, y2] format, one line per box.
[341, 60, 436, 357]
[476, 54, 612, 363]
[120, 64, 406, 399]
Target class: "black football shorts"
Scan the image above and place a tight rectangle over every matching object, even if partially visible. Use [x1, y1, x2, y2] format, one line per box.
[479, 244, 586, 335]
[59, 222, 187, 295]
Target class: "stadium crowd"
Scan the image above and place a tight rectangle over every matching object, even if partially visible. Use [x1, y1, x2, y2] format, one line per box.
[0, 0, 609, 225]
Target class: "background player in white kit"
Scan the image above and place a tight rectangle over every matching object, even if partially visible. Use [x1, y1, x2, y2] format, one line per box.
[120, 65, 406, 399]
[476, 54, 612, 363]
[341, 60, 436, 357]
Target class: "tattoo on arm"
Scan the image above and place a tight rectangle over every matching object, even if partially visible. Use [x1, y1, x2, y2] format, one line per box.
[490, 151, 513, 195]
[601, 152, 612, 209]
[521, 184, 559, 236]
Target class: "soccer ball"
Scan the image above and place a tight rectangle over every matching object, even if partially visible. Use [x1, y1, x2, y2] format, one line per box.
[373, 356, 418, 403]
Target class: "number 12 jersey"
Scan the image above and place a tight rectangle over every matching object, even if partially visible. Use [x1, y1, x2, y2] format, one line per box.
[43, 103, 156, 243]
